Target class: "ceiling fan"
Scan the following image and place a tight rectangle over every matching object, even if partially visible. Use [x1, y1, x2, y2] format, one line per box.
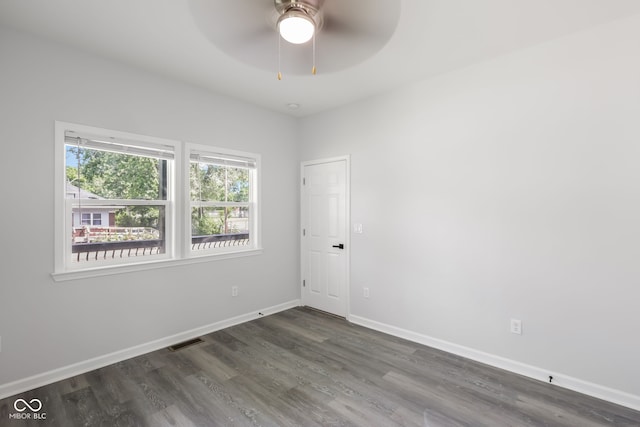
[188, 0, 401, 76]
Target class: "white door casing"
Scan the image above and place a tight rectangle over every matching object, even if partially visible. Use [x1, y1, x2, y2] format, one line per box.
[301, 157, 349, 317]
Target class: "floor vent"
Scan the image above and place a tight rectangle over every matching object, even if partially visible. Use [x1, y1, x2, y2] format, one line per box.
[167, 337, 204, 352]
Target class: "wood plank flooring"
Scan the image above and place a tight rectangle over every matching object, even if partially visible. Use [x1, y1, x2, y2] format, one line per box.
[1, 307, 639, 426]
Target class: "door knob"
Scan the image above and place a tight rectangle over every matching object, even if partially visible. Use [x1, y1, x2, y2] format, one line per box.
[332, 244, 344, 249]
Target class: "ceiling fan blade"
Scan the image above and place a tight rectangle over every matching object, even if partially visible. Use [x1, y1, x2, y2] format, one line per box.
[189, 0, 274, 44]
[321, 0, 400, 39]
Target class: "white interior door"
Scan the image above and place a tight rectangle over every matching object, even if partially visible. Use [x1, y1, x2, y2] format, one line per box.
[301, 158, 349, 317]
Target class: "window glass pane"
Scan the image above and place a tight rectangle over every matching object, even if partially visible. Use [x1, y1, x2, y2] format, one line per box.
[65, 145, 167, 201]
[191, 207, 249, 235]
[92, 214, 102, 226]
[72, 205, 166, 264]
[73, 206, 164, 241]
[190, 162, 249, 203]
[227, 167, 249, 202]
[191, 206, 249, 251]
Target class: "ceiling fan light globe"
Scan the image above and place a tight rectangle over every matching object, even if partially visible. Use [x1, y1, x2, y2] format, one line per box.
[278, 13, 315, 44]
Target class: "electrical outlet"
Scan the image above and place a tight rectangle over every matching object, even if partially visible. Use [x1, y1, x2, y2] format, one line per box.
[510, 318, 522, 335]
[363, 287, 370, 298]
[232, 286, 239, 297]
[354, 223, 363, 234]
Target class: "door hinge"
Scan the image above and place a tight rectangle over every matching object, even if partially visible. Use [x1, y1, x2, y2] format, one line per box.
[303, 280, 306, 287]
[302, 228, 306, 236]
[303, 177, 306, 185]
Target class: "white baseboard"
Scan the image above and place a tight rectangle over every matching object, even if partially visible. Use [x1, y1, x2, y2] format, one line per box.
[348, 314, 640, 412]
[0, 299, 301, 400]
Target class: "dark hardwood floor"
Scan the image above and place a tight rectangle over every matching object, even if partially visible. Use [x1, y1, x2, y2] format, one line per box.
[1, 307, 639, 426]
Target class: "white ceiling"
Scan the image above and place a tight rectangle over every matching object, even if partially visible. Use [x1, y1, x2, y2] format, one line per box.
[2, 0, 640, 117]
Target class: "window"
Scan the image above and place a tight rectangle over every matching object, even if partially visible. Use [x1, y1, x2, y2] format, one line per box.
[54, 122, 261, 279]
[80, 212, 102, 226]
[80, 213, 92, 225]
[59, 125, 174, 270]
[188, 146, 258, 254]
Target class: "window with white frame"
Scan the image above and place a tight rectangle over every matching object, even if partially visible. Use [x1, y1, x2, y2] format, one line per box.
[54, 122, 261, 278]
[188, 145, 258, 254]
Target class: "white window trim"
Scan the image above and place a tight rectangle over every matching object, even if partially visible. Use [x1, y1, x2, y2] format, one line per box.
[52, 122, 262, 282]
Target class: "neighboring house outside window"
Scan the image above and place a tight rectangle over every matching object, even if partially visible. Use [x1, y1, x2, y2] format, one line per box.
[66, 182, 113, 229]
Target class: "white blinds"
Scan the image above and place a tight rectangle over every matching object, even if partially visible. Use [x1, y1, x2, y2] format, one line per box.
[190, 150, 256, 169]
[65, 130, 175, 160]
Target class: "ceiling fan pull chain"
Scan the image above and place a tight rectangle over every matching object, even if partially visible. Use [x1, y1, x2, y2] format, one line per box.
[312, 31, 317, 75]
[278, 34, 283, 80]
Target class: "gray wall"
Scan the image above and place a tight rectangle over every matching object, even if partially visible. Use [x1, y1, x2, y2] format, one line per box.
[2, 11, 640, 405]
[299, 14, 640, 397]
[0, 27, 299, 386]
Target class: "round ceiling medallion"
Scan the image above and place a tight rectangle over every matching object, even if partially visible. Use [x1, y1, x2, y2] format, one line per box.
[188, 0, 401, 75]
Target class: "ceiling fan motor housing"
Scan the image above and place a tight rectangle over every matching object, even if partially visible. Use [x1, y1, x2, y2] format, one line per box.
[275, 0, 323, 31]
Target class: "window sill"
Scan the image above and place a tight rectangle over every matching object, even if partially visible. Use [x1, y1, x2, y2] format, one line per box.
[51, 248, 263, 282]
